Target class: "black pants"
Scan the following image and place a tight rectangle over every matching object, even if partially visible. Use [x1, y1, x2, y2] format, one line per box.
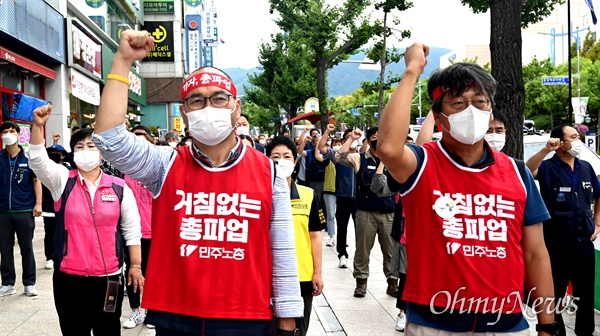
[0, 212, 36, 286]
[156, 319, 270, 336]
[335, 197, 356, 259]
[125, 238, 151, 308]
[43, 216, 56, 261]
[271, 282, 313, 336]
[53, 270, 124, 336]
[547, 240, 595, 336]
[396, 272, 407, 311]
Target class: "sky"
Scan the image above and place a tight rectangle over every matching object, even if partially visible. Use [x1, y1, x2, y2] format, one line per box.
[215, 0, 491, 69]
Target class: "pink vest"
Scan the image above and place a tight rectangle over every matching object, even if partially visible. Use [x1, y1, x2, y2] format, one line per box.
[55, 170, 125, 276]
[401, 141, 526, 313]
[125, 175, 152, 239]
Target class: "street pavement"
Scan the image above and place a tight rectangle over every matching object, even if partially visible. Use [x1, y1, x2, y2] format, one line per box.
[1, 217, 599, 335]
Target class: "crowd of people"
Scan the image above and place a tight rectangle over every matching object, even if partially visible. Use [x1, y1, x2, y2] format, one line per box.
[0, 30, 598, 336]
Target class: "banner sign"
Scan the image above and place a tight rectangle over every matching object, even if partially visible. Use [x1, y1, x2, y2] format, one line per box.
[70, 21, 102, 79]
[572, 97, 589, 124]
[185, 14, 202, 73]
[142, 21, 174, 62]
[71, 68, 100, 106]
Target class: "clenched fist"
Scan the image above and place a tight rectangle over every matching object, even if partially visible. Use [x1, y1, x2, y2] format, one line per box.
[116, 30, 154, 64]
[33, 105, 52, 127]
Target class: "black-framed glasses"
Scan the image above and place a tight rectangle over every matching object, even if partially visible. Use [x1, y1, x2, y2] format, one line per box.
[184, 93, 234, 110]
[444, 99, 490, 111]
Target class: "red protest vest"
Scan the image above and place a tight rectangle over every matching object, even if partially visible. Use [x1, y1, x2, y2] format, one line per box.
[401, 141, 526, 314]
[142, 145, 274, 320]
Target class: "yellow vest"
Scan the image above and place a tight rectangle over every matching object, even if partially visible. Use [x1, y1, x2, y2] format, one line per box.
[291, 184, 315, 282]
[324, 161, 336, 193]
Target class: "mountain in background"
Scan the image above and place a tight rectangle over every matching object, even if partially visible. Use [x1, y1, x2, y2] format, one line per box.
[225, 47, 452, 98]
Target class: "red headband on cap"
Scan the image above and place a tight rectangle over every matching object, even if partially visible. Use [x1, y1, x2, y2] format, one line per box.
[181, 73, 237, 101]
[431, 82, 478, 102]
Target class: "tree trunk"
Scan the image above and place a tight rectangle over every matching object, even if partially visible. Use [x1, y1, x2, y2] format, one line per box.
[377, 11, 388, 117]
[490, 0, 525, 159]
[316, 56, 329, 133]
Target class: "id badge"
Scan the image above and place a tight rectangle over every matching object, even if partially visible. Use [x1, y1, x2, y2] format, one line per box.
[103, 281, 120, 313]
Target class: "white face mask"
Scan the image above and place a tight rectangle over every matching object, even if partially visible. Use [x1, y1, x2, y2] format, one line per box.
[333, 145, 342, 151]
[185, 106, 235, 146]
[236, 126, 250, 136]
[276, 159, 295, 177]
[484, 133, 505, 151]
[566, 140, 582, 157]
[326, 141, 331, 146]
[168, 142, 178, 148]
[2, 133, 18, 146]
[185, 141, 192, 146]
[74, 150, 101, 172]
[441, 105, 491, 145]
[259, 139, 266, 145]
[350, 140, 359, 149]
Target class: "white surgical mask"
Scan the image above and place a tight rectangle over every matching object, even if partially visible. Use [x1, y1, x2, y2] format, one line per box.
[566, 140, 582, 157]
[259, 139, 266, 145]
[2, 133, 17, 146]
[441, 105, 491, 145]
[484, 133, 506, 151]
[236, 126, 250, 136]
[326, 141, 331, 146]
[185, 141, 192, 146]
[276, 159, 295, 177]
[185, 106, 235, 146]
[168, 142, 178, 148]
[350, 140, 359, 149]
[74, 150, 101, 172]
[333, 145, 342, 151]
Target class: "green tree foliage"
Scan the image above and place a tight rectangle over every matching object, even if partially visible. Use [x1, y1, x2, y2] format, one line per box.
[270, 0, 383, 132]
[244, 31, 317, 133]
[460, 0, 562, 159]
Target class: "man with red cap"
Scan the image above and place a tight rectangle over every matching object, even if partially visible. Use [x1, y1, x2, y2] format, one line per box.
[92, 30, 302, 336]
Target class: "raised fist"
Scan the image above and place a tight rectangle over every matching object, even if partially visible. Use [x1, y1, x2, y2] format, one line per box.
[33, 105, 52, 127]
[351, 129, 362, 140]
[116, 30, 154, 64]
[326, 124, 335, 132]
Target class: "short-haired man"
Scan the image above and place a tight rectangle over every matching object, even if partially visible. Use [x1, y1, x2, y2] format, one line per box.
[526, 125, 600, 336]
[378, 43, 556, 335]
[0, 121, 42, 297]
[485, 109, 507, 152]
[164, 131, 179, 149]
[335, 126, 397, 298]
[92, 30, 302, 335]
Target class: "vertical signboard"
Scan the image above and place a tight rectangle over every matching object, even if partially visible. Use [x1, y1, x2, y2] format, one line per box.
[185, 14, 202, 73]
[142, 21, 174, 62]
[203, 46, 213, 67]
[68, 20, 102, 79]
[203, 10, 217, 44]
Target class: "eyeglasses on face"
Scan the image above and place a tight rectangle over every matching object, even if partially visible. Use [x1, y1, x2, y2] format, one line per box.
[184, 93, 234, 110]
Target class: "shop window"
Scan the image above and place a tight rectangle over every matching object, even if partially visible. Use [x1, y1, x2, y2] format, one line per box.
[1, 63, 22, 92]
[23, 73, 42, 98]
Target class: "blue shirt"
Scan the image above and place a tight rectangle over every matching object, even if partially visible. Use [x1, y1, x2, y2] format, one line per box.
[388, 140, 550, 332]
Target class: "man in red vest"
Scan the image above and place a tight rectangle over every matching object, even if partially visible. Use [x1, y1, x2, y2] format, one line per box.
[92, 30, 302, 336]
[377, 43, 558, 336]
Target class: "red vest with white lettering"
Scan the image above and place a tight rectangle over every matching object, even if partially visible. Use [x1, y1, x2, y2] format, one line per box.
[401, 141, 526, 313]
[55, 170, 124, 276]
[142, 146, 274, 320]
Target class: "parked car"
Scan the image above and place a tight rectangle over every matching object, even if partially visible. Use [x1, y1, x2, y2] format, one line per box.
[523, 134, 600, 175]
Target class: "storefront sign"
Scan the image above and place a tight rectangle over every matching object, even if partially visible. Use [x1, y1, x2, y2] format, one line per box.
[70, 21, 102, 79]
[144, 0, 174, 13]
[0, 47, 56, 80]
[129, 71, 142, 96]
[174, 117, 183, 133]
[185, 14, 202, 73]
[142, 21, 174, 62]
[71, 68, 100, 106]
[17, 123, 31, 150]
[185, 0, 202, 6]
[85, 0, 105, 8]
[203, 10, 218, 44]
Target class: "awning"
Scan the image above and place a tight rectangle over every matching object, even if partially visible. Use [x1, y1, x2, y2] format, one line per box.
[286, 112, 336, 125]
[0, 47, 56, 80]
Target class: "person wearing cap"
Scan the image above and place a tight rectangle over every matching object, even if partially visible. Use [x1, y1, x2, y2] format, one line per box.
[377, 43, 556, 335]
[41, 144, 70, 270]
[91, 30, 302, 335]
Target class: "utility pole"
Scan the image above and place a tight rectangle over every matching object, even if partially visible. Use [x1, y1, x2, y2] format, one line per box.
[568, 0, 573, 124]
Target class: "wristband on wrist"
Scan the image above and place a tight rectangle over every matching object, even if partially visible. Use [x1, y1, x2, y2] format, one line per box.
[107, 74, 130, 85]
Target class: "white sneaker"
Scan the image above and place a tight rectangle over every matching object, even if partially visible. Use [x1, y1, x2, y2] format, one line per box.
[123, 311, 143, 329]
[0, 285, 16, 297]
[24, 285, 38, 297]
[339, 256, 348, 268]
[146, 324, 155, 329]
[326, 238, 335, 246]
[45, 260, 54, 269]
[396, 311, 406, 332]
